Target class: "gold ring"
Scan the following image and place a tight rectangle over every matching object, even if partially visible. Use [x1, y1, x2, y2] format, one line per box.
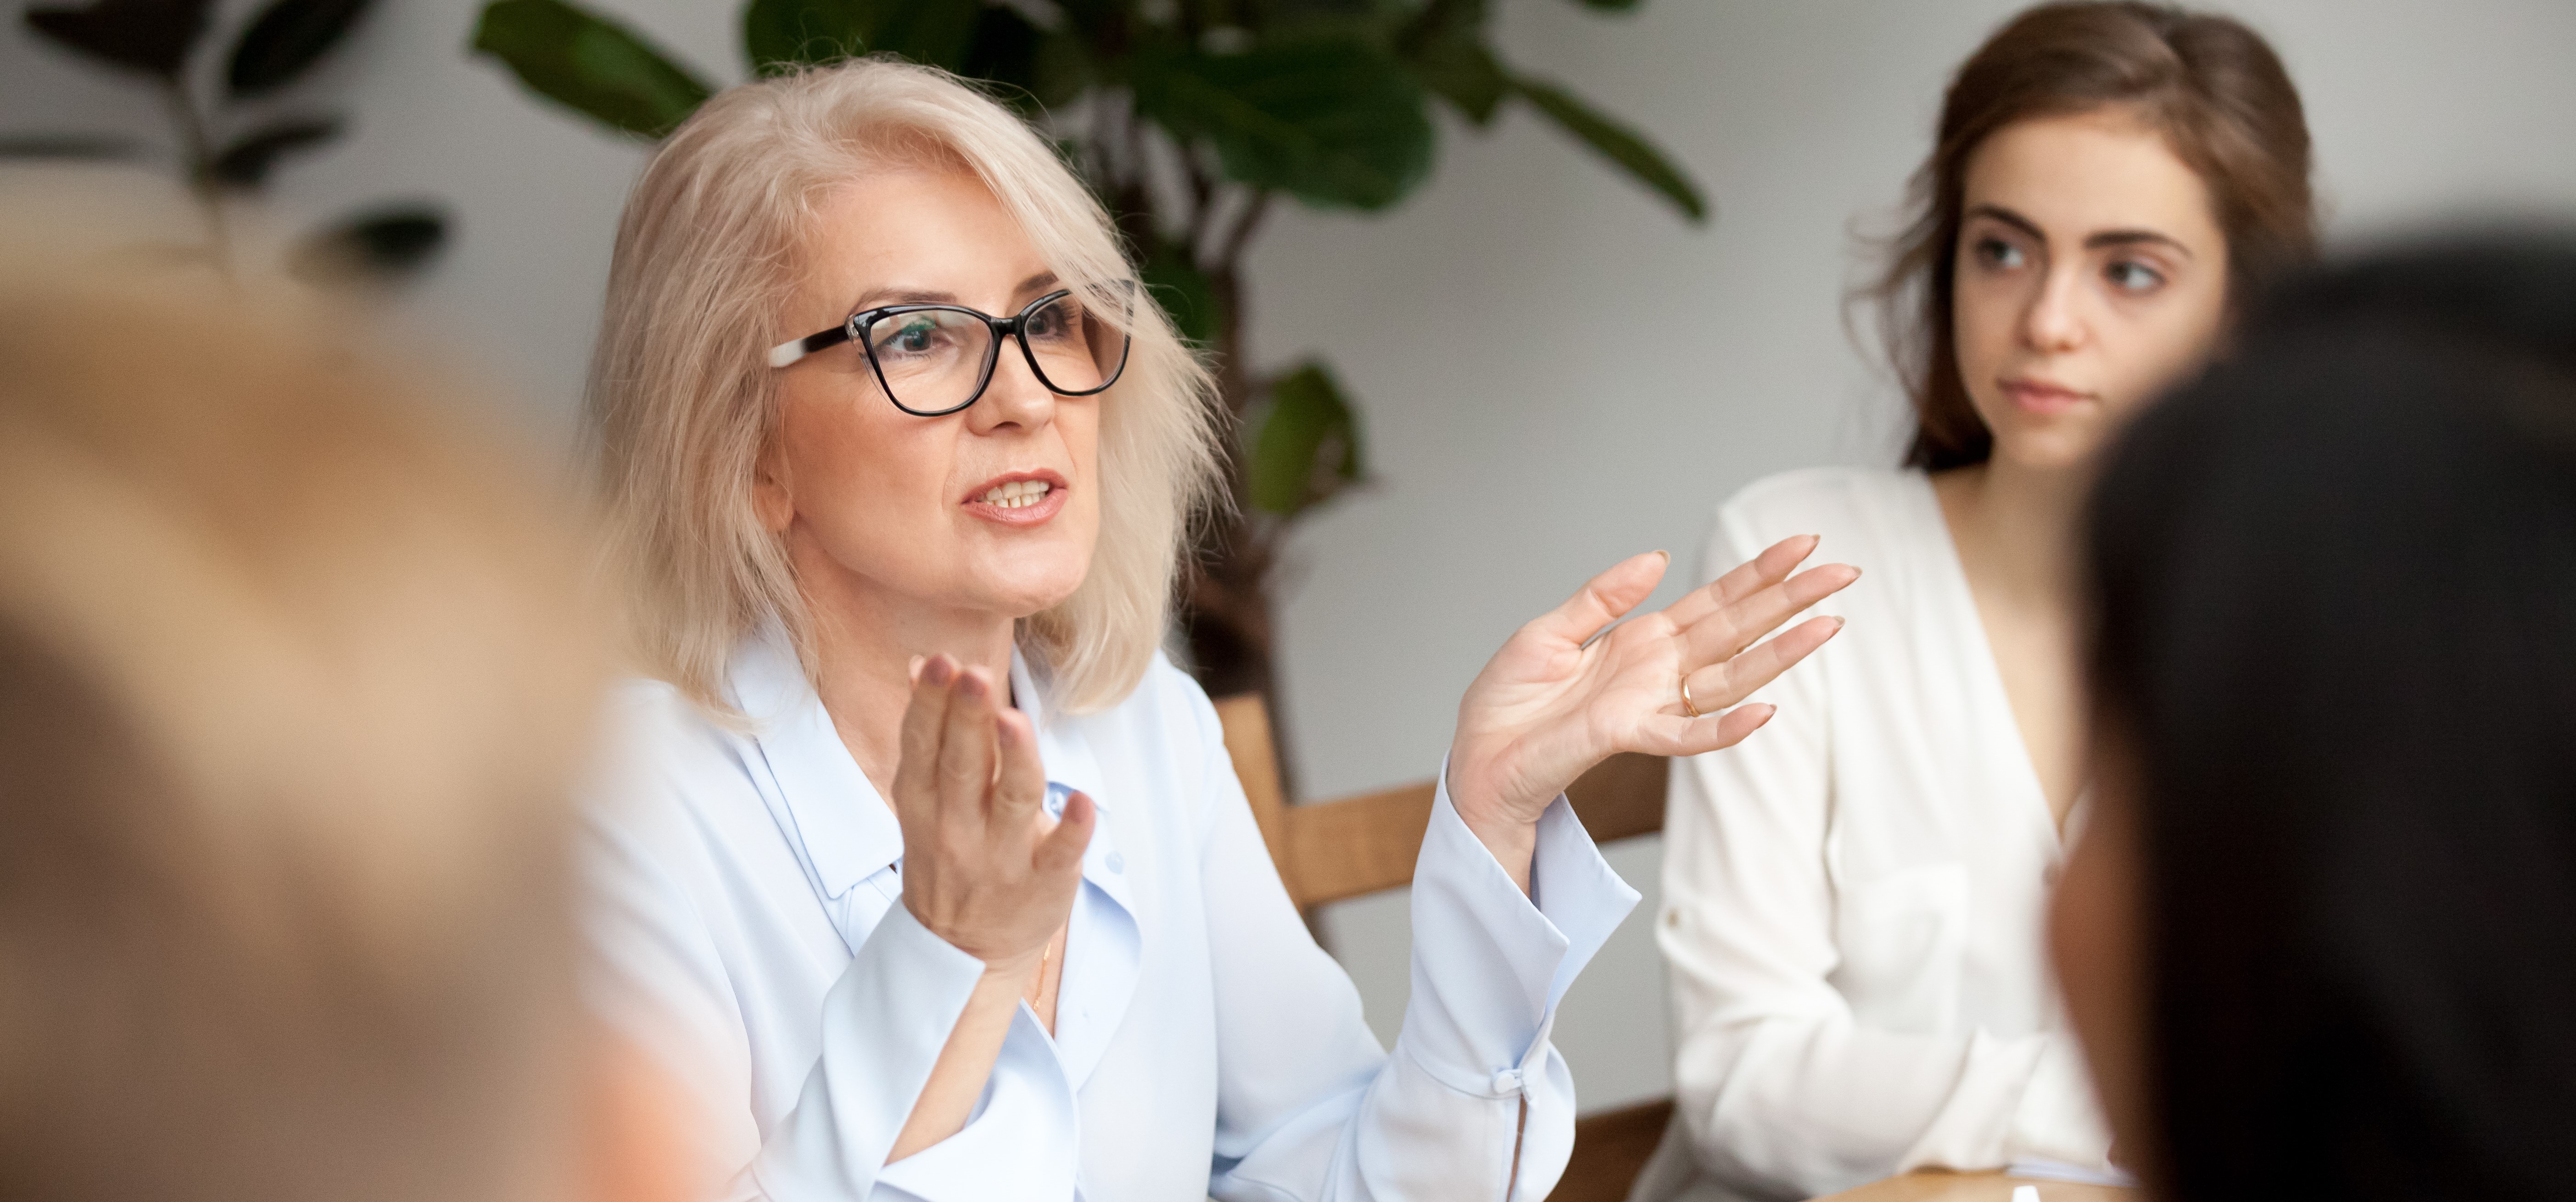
[1680, 675, 1702, 719]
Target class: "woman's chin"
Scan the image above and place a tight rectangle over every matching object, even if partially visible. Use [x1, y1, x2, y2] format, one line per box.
[980, 568, 1089, 621]
[1990, 421, 2115, 474]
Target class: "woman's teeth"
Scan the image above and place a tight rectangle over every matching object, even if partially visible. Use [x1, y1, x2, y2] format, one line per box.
[980, 480, 1053, 509]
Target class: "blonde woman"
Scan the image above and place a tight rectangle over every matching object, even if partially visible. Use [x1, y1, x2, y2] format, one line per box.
[581, 59, 1855, 1201]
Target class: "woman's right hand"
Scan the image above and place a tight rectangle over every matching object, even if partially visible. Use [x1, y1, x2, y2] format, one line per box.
[892, 654, 1094, 975]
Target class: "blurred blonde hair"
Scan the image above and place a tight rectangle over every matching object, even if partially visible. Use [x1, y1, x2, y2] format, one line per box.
[0, 237, 608, 1202]
[589, 57, 1222, 717]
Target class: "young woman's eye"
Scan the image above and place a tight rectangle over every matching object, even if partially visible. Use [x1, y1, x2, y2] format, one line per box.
[1974, 237, 2027, 270]
[2106, 260, 2167, 293]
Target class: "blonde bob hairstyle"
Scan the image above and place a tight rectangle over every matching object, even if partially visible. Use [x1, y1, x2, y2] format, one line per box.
[590, 58, 1222, 717]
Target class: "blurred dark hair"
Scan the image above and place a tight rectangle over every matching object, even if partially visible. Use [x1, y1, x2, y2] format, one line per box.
[1873, 0, 2316, 470]
[2085, 232, 2576, 1200]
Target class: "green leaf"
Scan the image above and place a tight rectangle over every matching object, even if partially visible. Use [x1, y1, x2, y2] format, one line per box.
[1132, 38, 1433, 212]
[1247, 361, 1365, 517]
[23, 0, 217, 79]
[290, 204, 447, 283]
[472, 0, 711, 139]
[1024, 26, 1093, 110]
[1051, 0, 1133, 48]
[1395, 0, 1504, 124]
[226, 0, 372, 98]
[204, 115, 341, 190]
[1511, 76, 1705, 224]
[1140, 240, 1219, 347]
[962, 6, 1086, 111]
[742, 0, 978, 75]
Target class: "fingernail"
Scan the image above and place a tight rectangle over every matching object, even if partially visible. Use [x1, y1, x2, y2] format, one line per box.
[1832, 616, 1847, 631]
[995, 716, 1019, 747]
[924, 655, 954, 685]
[1653, 549, 1670, 563]
[957, 668, 987, 698]
[908, 654, 926, 682]
[1752, 704, 1777, 725]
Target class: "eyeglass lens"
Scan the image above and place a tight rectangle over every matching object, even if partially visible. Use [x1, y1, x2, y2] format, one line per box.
[862, 291, 1129, 415]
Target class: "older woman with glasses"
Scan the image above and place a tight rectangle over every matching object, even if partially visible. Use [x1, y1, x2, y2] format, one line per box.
[583, 59, 1854, 1202]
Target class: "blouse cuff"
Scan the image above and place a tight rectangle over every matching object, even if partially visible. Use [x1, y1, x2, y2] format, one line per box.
[870, 1007, 1083, 1201]
[2006, 1029, 2117, 1169]
[753, 901, 989, 1199]
[1394, 761, 1641, 1096]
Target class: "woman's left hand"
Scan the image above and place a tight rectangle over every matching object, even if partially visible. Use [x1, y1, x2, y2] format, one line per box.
[1447, 536, 1857, 889]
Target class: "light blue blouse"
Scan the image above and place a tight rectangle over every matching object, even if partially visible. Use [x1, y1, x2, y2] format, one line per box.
[584, 631, 1639, 1201]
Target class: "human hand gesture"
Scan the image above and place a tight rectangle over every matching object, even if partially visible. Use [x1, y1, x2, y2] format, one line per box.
[892, 655, 1094, 976]
[1446, 537, 1856, 886]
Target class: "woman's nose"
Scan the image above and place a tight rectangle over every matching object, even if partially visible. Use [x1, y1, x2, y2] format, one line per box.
[970, 343, 1056, 432]
[2021, 267, 2087, 353]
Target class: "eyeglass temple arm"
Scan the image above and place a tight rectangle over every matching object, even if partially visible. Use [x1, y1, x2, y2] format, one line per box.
[767, 325, 852, 369]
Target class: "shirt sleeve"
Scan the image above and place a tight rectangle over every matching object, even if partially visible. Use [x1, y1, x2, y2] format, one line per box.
[582, 708, 1027, 1202]
[1656, 504, 2113, 1200]
[1188, 693, 1642, 1202]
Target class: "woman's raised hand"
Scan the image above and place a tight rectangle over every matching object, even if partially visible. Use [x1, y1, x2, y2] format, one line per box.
[892, 655, 1094, 973]
[1446, 537, 1857, 886]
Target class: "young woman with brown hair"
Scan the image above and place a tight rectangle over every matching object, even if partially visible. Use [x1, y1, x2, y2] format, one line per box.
[1641, 6, 2317, 1199]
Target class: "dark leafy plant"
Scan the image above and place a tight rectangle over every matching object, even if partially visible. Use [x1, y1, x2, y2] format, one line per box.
[472, 0, 1706, 709]
[14, 0, 446, 283]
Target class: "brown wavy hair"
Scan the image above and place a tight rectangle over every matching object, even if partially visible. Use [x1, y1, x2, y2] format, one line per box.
[1872, 1, 2318, 470]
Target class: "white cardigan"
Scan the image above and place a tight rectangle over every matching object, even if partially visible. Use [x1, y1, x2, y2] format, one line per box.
[583, 630, 1640, 1201]
[1633, 467, 2114, 1202]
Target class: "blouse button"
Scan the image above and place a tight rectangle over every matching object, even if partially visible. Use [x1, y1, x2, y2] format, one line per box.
[1106, 851, 1125, 874]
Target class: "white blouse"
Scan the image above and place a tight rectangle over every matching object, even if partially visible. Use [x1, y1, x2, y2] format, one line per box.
[583, 630, 1640, 1202]
[1632, 467, 2114, 1202]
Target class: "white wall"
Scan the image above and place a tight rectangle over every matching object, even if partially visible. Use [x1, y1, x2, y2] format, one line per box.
[10, 0, 2574, 1113]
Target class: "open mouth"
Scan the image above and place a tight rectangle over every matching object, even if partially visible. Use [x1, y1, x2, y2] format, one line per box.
[961, 471, 1069, 525]
[978, 479, 1054, 509]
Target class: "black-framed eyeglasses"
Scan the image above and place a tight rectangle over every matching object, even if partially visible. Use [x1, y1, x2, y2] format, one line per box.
[766, 285, 1134, 417]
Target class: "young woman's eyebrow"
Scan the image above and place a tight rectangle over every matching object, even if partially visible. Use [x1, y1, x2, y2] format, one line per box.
[1965, 203, 2046, 242]
[2084, 229, 2192, 257]
[1967, 204, 2194, 259]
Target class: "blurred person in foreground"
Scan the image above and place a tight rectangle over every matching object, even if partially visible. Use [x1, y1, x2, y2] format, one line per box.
[579, 56, 1856, 1201]
[0, 239, 685, 1202]
[2056, 233, 2576, 1201]
[1646, 4, 2314, 1198]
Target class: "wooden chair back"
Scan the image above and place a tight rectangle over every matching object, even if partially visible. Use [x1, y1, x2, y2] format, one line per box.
[1211, 693, 1678, 1202]
[1214, 693, 1666, 911]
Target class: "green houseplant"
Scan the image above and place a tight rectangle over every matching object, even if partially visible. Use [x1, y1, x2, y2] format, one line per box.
[471, 0, 1706, 712]
[10, 0, 447, 282]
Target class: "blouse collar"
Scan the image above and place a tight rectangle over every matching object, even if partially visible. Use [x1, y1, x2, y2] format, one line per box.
[723, 628, 1119, 909]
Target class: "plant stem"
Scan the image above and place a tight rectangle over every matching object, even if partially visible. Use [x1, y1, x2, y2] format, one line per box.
[1215, 190, 1272, 273]
[160, 79, 232, 280]
[1213, 190, 1272, 291]
[1182, 151, 1215, 262]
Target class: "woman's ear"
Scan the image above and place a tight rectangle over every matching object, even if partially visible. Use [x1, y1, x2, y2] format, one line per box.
[752, 438, 793, 534]
[581, 1028, 701, 1202]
